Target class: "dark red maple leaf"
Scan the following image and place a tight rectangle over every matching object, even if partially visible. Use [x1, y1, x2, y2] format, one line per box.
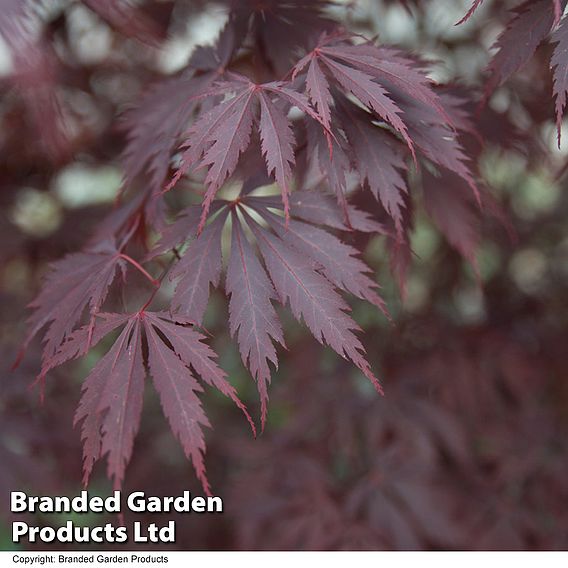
[245, 210, 384, 396]
[167, 207, 227, 324]
[293, 38, 416, 157]
[226, 211, 285, 424]
[402, 94, 479, 204]
[460, 0, 568, 137]
[336, 99, 409, 236]
[45, 310, 253, 491]
[248, 199, 389, 315]
[483, 0, 560, 100]
[121, 73, 216, 193]
[76, 315, 145, 489]
[292, 36, 479, 226]
[21, 240, 128, 363]
[167, 74, 326, 230]
[149, 192, 387, 426]
[305, 120, 352, 220]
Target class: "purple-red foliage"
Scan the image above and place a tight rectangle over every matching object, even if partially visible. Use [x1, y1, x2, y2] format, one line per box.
[2, 0, 567, 501]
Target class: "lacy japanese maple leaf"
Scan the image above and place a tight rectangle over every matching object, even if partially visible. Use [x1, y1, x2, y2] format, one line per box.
[484, 0, 561, 99]
[46, 310, 253, 492]
[120, 13, 246, 195]
[21, 240, 128, 364]
[150, 191, 387, 426]
[293, 36, 478, 231]
[121, 72, 216, 193]
[167, 74, 326, 231]
[405, 102, 477, 200]
[460, 0, 568, 135]
[334, 99, 409, 235]
[293, 37, 418, 156]
[246, 198, 389, 313]
[225, 211, 285, 423]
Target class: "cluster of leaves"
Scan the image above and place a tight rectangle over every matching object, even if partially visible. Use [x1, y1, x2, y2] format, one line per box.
[461, 0, 568, 142]
[3, 0, 567, 493]
[3, 176, 568, 550]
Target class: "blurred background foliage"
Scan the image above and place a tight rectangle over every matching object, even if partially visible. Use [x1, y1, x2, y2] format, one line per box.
[1, 0, 568, 550]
